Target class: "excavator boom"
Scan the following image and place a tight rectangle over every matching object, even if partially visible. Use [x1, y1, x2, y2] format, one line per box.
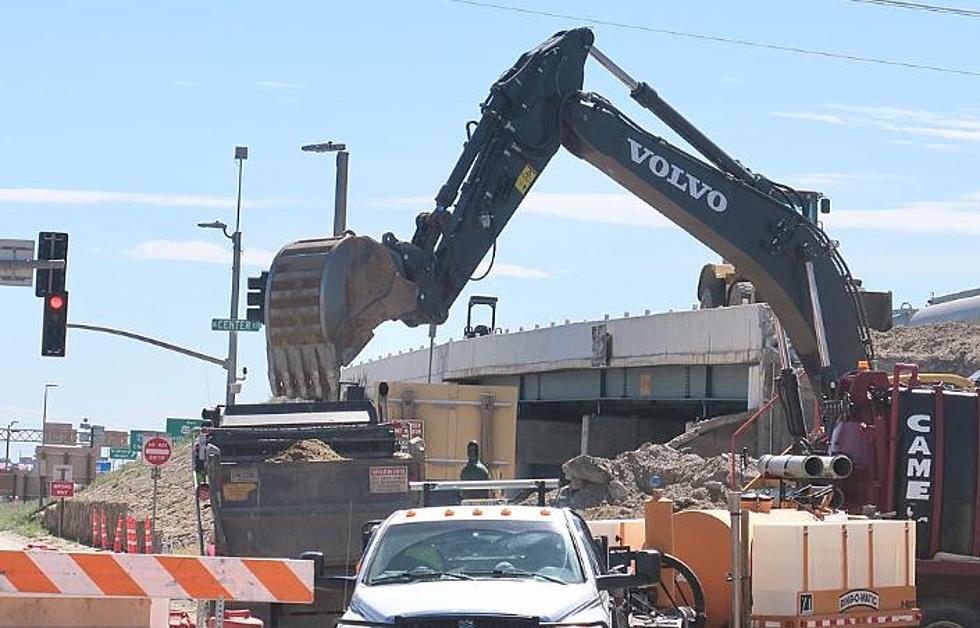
[264, 27, 879, 407]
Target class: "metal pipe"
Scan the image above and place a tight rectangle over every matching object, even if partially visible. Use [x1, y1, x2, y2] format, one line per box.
[758, 454, 825, 479]
[816, 455, 853, 479]
[728, 491, 744, 628]
[588, 46, 639, 91]
[804, 260, 832, 369]
[773, 316, 792, 370]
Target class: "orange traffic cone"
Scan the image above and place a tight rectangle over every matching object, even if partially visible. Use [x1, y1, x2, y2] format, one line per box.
[143, 516, 152, 554]
[100, 511, 108, 550]
[113, 516, 123, 553]
[126, 516, 138, 554]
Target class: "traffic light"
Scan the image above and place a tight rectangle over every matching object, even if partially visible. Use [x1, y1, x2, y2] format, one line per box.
[41, 291, 69, 357]
[35, 232, 68, 297]
[246, 271, 269, 324]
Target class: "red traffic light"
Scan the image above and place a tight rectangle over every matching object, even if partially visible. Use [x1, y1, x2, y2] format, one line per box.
[48, 294, 65, 310]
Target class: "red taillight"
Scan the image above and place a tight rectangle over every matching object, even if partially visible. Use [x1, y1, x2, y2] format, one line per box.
[48, 295, 65, 310]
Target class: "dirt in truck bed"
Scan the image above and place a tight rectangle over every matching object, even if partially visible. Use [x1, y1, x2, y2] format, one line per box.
[265, 439, 349, 463]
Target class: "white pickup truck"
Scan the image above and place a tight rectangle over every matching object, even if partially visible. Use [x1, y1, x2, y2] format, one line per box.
[332, 504, 669, 628]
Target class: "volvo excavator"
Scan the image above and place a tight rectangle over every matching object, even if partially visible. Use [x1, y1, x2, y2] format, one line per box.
[253, 29, 980, 624]
[263, 27, 888, 407]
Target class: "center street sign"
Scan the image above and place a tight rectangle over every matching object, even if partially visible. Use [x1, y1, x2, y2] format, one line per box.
[211, 318, 261, 332]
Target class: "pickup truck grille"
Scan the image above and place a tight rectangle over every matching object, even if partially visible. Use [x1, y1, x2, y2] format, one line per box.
[395, 617, 538, 628]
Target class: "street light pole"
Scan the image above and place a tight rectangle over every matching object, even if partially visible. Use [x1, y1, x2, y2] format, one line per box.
[226, 146, 247, 407]
[301, 141, 348, 236]
[40, 383, 57, 506]
[4, 420, 18, 469]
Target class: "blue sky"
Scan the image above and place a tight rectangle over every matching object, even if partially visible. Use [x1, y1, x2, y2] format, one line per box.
[1, 1, 978, 458]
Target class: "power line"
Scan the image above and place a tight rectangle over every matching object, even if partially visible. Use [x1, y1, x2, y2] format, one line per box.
[844, 0, 980, 18]
[445, 0, 980, 78]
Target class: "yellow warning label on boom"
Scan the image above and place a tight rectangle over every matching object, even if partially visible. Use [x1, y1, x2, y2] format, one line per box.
[515, 164, 538, 195]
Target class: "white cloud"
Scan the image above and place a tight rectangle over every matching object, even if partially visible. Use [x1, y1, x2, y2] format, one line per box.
[772, 111, 851, 125]
[786, 172, 868, 189]
[890, 139, 963, 152]
[175, 80, 197, 88]
[130, 240, 275, 267]
[376, 193, 672, 228]
[772, 104, 980, 145]
[0, 187, 266, 209]
[257, 80, 301, 90]
[830, 192, 980, 235]
[488, 263, 549, 279]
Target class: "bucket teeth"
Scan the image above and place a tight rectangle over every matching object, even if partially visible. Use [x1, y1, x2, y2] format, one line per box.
[264, 235, 419, 400]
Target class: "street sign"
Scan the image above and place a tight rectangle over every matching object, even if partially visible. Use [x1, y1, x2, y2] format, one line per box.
[211, 318, 262, 332]
[51, 464, 73, 482]
[0, 239, 34, 287]
[50, 481, 74, 498]
[166, 418, 203, 441]
[130, 430, 163, 453]
[142, 436, 173, 466]
[109, 448, 137, 460]
[96, 460, 111, 474]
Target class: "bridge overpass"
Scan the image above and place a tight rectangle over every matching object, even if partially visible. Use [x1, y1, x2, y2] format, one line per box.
[344, 303, 780, 475]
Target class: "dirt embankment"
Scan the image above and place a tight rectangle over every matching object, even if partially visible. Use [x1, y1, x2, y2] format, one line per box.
[75, 441, 209, 552]
[873, 322, 980, 376]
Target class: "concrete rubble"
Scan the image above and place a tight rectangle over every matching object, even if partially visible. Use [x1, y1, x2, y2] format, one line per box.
[550, 443, 746, 520]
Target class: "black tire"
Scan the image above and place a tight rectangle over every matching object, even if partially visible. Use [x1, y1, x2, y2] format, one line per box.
[921, 606, 980, 628]
[727, 281, 755, 306]
[698, 277, 727, 309]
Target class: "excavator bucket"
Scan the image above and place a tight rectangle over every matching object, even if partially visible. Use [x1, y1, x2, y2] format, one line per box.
[264, 235, 419, 401]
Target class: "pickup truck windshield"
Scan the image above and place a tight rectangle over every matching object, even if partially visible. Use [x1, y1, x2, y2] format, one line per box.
[365, 519, 585, 585]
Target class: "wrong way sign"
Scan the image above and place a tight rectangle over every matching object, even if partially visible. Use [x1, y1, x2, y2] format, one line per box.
[142, 435, 173, 466]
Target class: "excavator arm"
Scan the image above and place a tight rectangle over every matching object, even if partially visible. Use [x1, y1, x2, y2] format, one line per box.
[264, 28, 877, 422]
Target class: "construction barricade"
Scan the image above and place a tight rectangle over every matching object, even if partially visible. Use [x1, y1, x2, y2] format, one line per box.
[0, 549, 314, 628]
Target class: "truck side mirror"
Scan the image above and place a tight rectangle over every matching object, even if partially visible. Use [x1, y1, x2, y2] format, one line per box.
[820, 197, 831, 214]
[362, 520, 383, 550]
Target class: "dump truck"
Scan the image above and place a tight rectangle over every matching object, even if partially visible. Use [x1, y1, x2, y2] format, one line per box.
[202, 398, 418, 627]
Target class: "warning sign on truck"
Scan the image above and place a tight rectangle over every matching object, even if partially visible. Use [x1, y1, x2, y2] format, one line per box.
[369, 466, 409, 494]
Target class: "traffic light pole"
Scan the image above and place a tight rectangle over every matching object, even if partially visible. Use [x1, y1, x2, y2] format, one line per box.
[66, 323, 227, 367]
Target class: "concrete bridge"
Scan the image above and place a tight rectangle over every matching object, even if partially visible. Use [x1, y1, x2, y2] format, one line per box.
[344, 304, 780, 475]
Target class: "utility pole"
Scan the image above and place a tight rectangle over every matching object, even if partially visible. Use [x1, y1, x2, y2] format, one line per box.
[301, 141, 349, 235]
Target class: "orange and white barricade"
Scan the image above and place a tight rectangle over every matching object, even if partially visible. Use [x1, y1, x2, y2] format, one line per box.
[0, 549, 314, 628]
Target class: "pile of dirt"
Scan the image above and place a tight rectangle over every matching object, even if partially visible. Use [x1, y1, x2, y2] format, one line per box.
[547, 443, 742, 520]
[873, 322, 980, 376]
[76, 441, 209, 552]
[266, 439, 348, 463]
